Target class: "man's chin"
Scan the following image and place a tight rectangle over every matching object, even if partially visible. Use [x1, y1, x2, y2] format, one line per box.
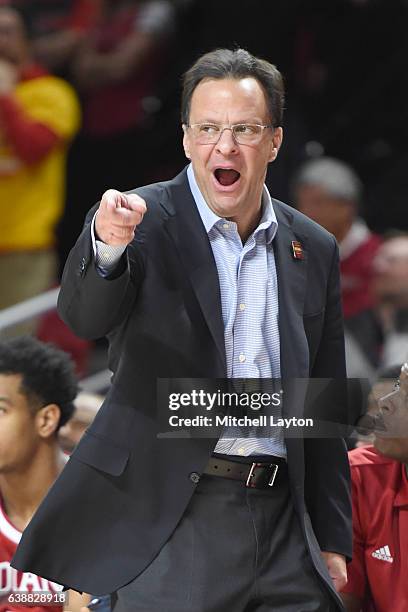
[211, 200, 242, 221]
[374, 436, 389, 453]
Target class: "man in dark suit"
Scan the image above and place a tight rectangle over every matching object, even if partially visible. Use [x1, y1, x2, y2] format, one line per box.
[12, 48, 351, 611]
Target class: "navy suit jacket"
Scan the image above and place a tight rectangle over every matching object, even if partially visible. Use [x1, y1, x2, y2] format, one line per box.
[12, 168, 351, 605]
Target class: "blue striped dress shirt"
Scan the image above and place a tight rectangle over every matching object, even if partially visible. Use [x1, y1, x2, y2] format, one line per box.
[94, 167, 286, 458]
[187, 165, 286, 458]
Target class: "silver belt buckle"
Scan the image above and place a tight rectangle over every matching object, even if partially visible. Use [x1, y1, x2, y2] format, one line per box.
[246, 462, 258, 487]
[268, 463, 279, 486]
[245, 462, 279, 487]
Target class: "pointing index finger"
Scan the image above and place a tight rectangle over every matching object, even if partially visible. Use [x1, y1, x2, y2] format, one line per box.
[102, 189, 124, 212]
[122, 193, 147, 214]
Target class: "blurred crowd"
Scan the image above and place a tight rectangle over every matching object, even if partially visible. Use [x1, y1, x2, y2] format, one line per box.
[1, 0, 408, 373]
[0, 1, 408, 611]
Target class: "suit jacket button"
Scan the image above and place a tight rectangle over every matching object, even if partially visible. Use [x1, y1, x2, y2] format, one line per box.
[189, 472, 200, 484]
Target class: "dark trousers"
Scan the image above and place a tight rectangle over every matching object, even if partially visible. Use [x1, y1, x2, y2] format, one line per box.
[112, 470, 339, 612]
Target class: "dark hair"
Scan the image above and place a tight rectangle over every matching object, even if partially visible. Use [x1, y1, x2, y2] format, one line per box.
[0, 336, 78, 430]
[181, 48, 285, 127]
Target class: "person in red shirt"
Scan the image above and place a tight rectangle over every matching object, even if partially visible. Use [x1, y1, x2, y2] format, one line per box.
[0, 5, 80, 335]
[0, 336, 79, 612]
[341, 363, 408, 611]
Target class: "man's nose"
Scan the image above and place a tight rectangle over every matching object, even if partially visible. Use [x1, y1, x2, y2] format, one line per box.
[215, 128, 238, 154]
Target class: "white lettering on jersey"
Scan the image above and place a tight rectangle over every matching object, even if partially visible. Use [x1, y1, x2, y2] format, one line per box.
[0, 561, 61, 594]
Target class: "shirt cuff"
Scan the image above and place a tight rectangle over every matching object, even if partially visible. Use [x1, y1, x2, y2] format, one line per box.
[91, 212, 126, 276]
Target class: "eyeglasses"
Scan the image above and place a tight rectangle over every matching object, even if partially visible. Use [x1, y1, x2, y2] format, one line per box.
[187, 123, 273, 145]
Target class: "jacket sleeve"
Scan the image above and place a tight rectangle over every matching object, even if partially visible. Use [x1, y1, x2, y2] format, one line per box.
[57, 204, 145, 340]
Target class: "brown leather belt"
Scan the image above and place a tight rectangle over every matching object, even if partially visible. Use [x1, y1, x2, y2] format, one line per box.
[204, 456, 287, 489]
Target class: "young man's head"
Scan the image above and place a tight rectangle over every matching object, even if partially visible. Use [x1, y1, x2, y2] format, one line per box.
[0, 336, 78, 474]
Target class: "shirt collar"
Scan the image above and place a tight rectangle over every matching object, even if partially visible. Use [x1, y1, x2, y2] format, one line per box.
[187, 163, 278, 243]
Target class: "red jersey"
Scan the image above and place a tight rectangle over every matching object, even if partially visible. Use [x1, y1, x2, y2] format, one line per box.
[0, 497, 63, 612]
[341, 446, 408, 611]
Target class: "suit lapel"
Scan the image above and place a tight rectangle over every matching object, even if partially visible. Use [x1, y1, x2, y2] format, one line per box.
[160, 170, 227, 375]
[273, 201, 310, 416]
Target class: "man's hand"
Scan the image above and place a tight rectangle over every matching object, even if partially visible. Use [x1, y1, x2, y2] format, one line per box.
[321, 551, 347, 592]
[95, 189, 147, 246]
[0, 59, 17, 95]
[63, 590, 90, 612]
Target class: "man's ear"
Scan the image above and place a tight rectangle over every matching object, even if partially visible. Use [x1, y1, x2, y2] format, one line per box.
[182, 124, 191, 159]
[268, 126, 283, 162]
[35, 404, 62, 438]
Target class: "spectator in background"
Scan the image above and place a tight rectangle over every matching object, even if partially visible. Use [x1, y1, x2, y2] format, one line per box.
[0, 336, 82, 611]
[29, 0, 100, 77]
[70, 0, 174, 144]
[0, 6, 80, 333]
[58, 0, 175, 268]
[371, 235, 408, 368]
[344, 234, 408, 375]
[292, 156, 381, 320]
[341, 362, 408, 612]
[353, 365, 402, 449]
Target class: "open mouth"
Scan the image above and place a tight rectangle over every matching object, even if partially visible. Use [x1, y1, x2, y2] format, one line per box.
[214, 168, 241, 187]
